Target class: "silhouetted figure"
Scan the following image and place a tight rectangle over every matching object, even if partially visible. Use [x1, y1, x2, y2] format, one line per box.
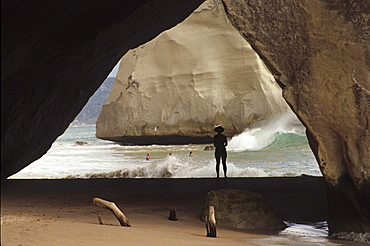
[213, 126, 228, 178]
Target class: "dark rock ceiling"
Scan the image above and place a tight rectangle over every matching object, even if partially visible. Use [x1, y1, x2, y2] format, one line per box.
[1, 0, 204, 178]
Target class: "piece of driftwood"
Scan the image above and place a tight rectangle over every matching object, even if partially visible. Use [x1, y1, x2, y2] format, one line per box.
[206, 205, 216, 237]
[97, 213, 103, 225]
[93, 197, 131, 227]
[168, 207, 178, 221]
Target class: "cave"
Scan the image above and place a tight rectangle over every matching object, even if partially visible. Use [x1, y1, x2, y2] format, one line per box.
[1, 0, 369, 235]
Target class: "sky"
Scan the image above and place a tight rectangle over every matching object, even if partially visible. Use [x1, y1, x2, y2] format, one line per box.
[107, 60, 120, 78]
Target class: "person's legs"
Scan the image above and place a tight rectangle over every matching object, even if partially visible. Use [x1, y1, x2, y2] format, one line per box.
[221, 151, 227, 178]
[215, 152, 221, 178]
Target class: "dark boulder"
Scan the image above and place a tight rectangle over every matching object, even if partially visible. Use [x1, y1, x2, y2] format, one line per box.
[204, 146, 215, 151]
[75, 141, 88, 146]
[200, 189, 286, 231]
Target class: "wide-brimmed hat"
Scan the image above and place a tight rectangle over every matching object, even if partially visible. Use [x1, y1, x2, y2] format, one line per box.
[214, 126, 224, 133]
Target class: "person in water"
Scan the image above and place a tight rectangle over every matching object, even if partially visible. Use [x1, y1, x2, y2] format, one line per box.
[213, 126, 228, 178]
[189, 151, 196, 156]
[146, 153, 151, 160]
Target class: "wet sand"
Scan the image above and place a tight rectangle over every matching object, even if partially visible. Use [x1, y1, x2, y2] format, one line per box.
[1, 176, 341, 245]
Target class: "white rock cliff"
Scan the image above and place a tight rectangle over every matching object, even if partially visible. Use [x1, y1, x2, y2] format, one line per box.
[96, 0, 292, 143]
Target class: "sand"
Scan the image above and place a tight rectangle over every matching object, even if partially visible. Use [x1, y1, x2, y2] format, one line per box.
[1, 176, 346, 245]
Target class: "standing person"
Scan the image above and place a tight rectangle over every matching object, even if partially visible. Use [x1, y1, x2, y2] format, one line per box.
[146, 153, 151, 161]
[213, 126, 228, 178]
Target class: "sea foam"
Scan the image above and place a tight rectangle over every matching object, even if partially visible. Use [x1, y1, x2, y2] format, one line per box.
[331, 232, 370, 243]
[64, 154, 302, 179]
[227, 112, 305, 152]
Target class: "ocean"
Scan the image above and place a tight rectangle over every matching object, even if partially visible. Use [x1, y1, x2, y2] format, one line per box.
[10, 113, 321, 180]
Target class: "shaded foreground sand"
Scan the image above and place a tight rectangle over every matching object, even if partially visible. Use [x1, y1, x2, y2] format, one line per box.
[1, 176, 363, 245]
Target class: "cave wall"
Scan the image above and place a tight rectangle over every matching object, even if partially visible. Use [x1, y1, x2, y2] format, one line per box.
[1, 0, 369, 235]
[221, 0, 370, 234]
[1, 0, 204, 179]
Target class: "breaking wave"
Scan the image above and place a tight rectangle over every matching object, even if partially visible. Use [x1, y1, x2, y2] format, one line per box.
[64, 154, 306, 179]
[331, 232, 370, 243]
[227, 112, 306, 152]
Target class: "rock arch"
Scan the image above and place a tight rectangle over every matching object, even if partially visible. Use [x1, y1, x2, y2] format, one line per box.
[1, 0, 369, 235]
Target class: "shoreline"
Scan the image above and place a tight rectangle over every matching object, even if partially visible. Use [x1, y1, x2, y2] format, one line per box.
[2, 176, 358, 245]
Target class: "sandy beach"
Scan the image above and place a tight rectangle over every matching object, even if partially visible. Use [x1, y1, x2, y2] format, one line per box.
[2, 176, 364, 245]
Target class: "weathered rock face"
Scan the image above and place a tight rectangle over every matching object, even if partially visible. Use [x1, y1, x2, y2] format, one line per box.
[221, 0, 370, 234]
[96, 0, 291, 144]
[1, 0, 204, 178]
[200, 189, 286, 231]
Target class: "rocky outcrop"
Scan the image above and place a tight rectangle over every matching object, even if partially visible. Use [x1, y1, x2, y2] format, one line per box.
[221, 0, 370, 234]
[200, 189, 286, 231]
[96, 0, 291, 144]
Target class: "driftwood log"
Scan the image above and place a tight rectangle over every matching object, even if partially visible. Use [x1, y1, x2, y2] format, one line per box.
[97, 214, 103, 225]
[93, 197, 131, 227]
[206, 205, 216, 237]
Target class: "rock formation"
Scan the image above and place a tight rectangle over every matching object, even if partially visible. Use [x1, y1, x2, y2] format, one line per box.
[96, 0, 291, 144]
[221, 0, 370, 234]
[200, 189, 286, 231]
[1, 0, 369, 236]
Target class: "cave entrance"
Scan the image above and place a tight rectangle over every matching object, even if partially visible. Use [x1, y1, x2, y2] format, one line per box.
[9, 0, 320, 181]
[4, 0, 329, 235]
[4, 0, 369, 240]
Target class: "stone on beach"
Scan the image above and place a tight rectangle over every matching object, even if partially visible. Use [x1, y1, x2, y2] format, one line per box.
[200, 189, 287, 231]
